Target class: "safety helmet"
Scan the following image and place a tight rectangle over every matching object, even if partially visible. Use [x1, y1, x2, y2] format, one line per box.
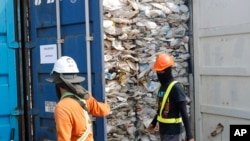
[152, 53, 174, 71]
[46, 56, 85, 83]
[52, 56, 79, 74]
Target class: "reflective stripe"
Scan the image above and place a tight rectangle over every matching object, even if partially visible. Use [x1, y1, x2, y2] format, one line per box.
[157, 81, 182, 123]
[78, 99, 92, 141]
[157, 117, 182, 123]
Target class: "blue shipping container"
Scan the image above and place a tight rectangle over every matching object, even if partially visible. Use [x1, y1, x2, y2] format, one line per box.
[0, 0, 23, 141]
[28, 0, 106, 140]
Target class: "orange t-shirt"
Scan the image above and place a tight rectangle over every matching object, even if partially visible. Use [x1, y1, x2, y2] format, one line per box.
[54, 95, 110, 141]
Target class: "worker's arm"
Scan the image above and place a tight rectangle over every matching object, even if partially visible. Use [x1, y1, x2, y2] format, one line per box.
[178, 101, 193, 140]
[86, 95, 111, 116]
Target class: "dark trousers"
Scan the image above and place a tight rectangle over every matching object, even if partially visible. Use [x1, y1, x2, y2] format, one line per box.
[160, 133, 182, 141]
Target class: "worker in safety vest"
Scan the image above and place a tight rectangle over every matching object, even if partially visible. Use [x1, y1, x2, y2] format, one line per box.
[46, 56, 110, 141]
[148, 53, 194, 141]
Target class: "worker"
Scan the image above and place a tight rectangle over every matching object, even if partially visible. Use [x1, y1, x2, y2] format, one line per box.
[46, 56, 110, 141]
[148, 53, 194, 141]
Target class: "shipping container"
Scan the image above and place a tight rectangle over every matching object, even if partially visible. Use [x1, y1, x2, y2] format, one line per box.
[1, 0, 250, 141]
[0, 0, 24, 141]
[26, 0, 106, 140]
[24, 0, 250, 140]
[193, 0, 250, 140]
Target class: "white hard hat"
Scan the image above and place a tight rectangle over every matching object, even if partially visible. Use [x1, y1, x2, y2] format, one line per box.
[52, 56, 79, 74]
[46, 56, 85, 83]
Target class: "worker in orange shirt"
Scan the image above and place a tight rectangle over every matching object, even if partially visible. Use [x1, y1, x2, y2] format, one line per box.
[46, 56, 110, 141]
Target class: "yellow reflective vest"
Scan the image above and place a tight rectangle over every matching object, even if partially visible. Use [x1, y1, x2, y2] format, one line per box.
[77, 98, 92, 141]
[157, 81, 182, 124]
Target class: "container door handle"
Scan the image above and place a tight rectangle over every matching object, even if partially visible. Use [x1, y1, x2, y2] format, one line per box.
[211, 123, 224, 137]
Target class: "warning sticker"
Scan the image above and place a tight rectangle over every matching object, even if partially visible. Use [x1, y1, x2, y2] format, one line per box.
[45, 101, 56, 113]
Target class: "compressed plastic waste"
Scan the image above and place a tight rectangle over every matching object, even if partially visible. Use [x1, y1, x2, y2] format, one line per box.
[103, 0, 191, 140]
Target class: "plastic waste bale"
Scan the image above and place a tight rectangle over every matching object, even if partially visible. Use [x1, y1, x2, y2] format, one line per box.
[103, 0, 191, 140]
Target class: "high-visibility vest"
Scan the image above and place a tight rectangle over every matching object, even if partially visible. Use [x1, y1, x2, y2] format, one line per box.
[157, 81, 182, 124]
[77, 99, 92, 141]
[61, 92, 92, 141]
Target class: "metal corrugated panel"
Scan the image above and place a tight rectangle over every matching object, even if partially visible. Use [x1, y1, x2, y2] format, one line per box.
[193, 0, 250, 140]
[28, 0, 106, 140]
[0, 0, 21, 140]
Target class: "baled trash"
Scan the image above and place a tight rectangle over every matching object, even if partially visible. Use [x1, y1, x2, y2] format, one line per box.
[103, 0, 191, 140]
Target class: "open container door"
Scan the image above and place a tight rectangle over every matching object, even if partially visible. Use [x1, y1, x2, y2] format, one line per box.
[193, 0, 250, 140]
[28, 0, 106, 140]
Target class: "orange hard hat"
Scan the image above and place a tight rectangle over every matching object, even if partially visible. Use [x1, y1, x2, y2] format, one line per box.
[152, 53, 174, 71]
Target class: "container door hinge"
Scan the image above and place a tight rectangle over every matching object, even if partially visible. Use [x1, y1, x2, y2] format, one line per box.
[28, 108, 39, 116]
[7, 42, 20, 49]
[11, 109, 24, 116]
[57, 39, 64, 44]
[86, 36, 93, 41]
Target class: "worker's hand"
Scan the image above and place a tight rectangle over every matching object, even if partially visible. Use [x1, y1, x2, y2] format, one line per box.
[147, 124, 155, 133]
[187, 138, 194, 141]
